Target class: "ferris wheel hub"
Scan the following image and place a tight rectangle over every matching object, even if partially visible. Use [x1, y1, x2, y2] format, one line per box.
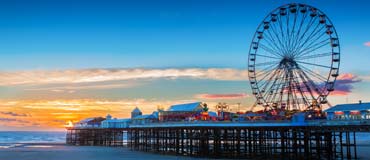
[280, 57, 297, 68]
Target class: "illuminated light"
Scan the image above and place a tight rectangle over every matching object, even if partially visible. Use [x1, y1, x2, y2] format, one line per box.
[335, 111, 344, 115]
[350, 111, 360, 115]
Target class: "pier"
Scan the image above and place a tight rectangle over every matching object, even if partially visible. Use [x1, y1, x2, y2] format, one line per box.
[66, 120, 370, 159]
[66, 128, 128, 146]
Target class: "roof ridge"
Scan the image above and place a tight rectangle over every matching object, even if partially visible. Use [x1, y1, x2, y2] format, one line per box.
[132, 107, 142, 113]
[336, 102, 370, 105]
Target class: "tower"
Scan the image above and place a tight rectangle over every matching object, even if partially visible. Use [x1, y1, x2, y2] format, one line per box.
[106, 114, 112, 120]
[131, 107, 142, 118]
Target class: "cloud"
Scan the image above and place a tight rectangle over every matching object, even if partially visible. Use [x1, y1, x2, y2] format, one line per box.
[25, 82, 139, 92]
[331, 73, 361, 96]
[0, 118, 17, 122]
[273, 73, 362, 97]
[364, 42, 370, 47]
[195, 93, 250, 99]
[0, 111, 29, 117]
[359, 75, 370, 82]
[0, 68, 248, 86]
[0, 118, 29, 123]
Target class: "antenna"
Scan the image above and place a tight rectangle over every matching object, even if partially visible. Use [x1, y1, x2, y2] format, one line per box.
[237, 102, 241, 112]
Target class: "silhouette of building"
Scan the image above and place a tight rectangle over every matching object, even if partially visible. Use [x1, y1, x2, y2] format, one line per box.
[131, 107, 142, 118]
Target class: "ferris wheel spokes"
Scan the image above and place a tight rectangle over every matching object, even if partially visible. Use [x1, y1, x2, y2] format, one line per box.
[248, 3, 340, 111]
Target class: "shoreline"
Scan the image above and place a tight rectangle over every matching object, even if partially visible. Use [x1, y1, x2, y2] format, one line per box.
[0, 143, 190, 160]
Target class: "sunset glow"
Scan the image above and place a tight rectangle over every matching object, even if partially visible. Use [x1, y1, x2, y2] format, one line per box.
[0, 0, 370, 131]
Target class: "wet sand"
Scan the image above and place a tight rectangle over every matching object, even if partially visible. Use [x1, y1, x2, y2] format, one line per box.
[0, 143, 194, 160]
[0, 143, 369, 160]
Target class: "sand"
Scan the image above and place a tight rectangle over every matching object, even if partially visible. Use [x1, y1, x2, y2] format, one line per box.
[0, 143, 369, 160]
[0, 143, 195, 160]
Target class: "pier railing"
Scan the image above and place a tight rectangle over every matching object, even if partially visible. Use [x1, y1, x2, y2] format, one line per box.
[129, 119, 370, 128]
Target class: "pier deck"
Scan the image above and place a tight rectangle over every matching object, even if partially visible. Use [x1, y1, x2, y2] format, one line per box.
[67, 120, 370, 159]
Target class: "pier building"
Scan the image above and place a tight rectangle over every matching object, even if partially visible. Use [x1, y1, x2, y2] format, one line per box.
[325, 101, 370, 120]
[159, 102, 204, 121]
[73, 117, 106, 128]
[101, 115, 131, 128]
[131, 107, 142, 118]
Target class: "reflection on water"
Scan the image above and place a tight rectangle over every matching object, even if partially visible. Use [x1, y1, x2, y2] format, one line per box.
[0, 131, 66, 143]
[25, 145, 54, 148]
[0, 144, 23, 149]
[0, 131, 65, 149]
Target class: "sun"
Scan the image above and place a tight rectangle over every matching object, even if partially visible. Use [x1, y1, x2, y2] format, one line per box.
[65, 121, 74, 128]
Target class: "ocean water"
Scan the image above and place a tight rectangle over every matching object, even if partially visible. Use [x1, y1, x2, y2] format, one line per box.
[0, 131, 368, 145]
[348, 132, 370, 142]
[0, 131, 66, 144]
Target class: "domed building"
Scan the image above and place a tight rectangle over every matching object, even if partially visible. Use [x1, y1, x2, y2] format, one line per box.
[131, 107, 142, 118]
[106, 114, 112, 120]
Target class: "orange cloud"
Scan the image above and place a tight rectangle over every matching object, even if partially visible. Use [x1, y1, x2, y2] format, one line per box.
[337, 73, 356, 80]
[195, 93, 250, 100]
[330, 90, 350, 96]
[330, 73, 361, 96]
[0, 111, 29, 117]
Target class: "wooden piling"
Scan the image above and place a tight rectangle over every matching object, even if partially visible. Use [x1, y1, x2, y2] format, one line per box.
[66, 125, 370, 159]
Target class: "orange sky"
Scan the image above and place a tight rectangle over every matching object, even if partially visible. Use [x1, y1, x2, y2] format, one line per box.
[0, 99, 160, 131]
[0, 99, 258, 131]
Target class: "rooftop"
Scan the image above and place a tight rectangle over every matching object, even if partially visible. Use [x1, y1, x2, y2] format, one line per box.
[132, 114, 156, 120]
[167, 102, 202, 112]
[76, 117, 106, 124]
[132, 107, 142, 113]
[103, 118, 131, 122]
[325, 102, 370, 112]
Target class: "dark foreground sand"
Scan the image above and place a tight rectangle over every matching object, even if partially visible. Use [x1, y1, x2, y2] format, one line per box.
[0, 143, 195, 160]
[0, 143, 369, 160]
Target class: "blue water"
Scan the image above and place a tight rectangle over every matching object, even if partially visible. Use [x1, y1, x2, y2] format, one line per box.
[0, 131, 368, 144]
[0, 131, 66, 143]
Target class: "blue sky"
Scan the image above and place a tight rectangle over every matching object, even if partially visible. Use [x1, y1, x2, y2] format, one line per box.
[0, 0, 369, 130]
[0, 0, 368, 71]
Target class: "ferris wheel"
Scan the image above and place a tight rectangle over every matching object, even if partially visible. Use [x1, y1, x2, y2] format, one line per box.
[248, 3, 340, 111]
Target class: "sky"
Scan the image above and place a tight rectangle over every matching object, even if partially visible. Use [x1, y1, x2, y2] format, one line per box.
[0, 0, 369, 131]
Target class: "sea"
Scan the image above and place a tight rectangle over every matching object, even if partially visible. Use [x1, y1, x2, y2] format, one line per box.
[0, 131, 66, 148]
[0, 131, 369, 148]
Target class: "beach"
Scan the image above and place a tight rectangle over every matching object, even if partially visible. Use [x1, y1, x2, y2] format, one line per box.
[0, 143, 194, 160]
[0, 142, 369, 160]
